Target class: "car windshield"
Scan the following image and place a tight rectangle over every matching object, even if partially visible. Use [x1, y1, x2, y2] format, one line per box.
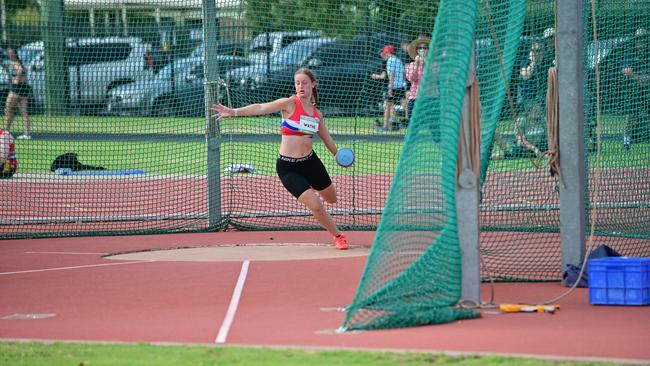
[18, 48, 41, 66]
[190, 43, 204, 59]
[585, 37, 628, 69]
[155, 63, 175, 81]
[154, 60, 194, 82]
[270, 40, 329, 67]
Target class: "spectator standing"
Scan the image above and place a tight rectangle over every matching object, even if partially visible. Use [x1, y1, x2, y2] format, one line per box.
[621, 27, 650, 151]
[400, 40, 412, 62]
[372, 45, 407, 131]
[542, 27, 556, 66]
[2, 49, 32, 140]
[404, 37, 430, 127]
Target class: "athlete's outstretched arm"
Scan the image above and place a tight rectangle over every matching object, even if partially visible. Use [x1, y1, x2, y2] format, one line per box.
[211, 98, 293, 120]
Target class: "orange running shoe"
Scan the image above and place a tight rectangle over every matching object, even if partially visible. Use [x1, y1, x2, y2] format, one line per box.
[335, 234, 349, 250]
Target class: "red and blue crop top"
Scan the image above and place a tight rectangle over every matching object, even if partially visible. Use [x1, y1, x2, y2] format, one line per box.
[281, 95, 320, 138]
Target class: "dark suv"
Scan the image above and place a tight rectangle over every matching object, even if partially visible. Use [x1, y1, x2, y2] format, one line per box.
[314, 33, 408, 115]
[225, 37, 337, 107]
[226, 33, 408, 115]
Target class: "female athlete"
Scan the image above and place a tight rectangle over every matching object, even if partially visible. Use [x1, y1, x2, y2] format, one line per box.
[211, 68, 348, 250]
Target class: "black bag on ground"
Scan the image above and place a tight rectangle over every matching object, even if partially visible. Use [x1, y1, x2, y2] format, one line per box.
[50, 152, 106, 172]
[562, 244, 622, 288]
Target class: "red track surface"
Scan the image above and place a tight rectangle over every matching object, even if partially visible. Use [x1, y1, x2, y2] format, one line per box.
[1, 231, 649, 364]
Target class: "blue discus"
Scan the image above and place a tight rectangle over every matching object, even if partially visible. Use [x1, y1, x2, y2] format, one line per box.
[336, 147, 355, 167]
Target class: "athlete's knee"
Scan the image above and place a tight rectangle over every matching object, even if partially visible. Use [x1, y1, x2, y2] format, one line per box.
[303, 198, 327, 216]
[310, 203, 328, 217]
[322, 195, 337, 205]
[317, 184, 337, 204]
[298, 190, 318, 207]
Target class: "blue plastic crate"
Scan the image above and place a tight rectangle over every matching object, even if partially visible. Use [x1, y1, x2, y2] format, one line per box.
[588, 257, 650, 305]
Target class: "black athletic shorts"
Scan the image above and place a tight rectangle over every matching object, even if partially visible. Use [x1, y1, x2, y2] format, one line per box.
[10, 83, 31, 97]
[276, 150, 332, 199]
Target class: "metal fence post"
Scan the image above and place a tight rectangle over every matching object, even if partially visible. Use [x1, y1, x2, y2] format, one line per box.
[202, 0, 222, 228]
[557, 0, 586, 269]
[458, 44, 480, 304]
[42, 0, 67, 115]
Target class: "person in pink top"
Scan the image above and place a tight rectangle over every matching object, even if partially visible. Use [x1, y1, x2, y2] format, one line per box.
[404, 37, 430, 127]
[211, 68, 349, 250]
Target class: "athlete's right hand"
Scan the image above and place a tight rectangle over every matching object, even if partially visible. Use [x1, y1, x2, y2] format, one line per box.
[211, 104, 234, 120]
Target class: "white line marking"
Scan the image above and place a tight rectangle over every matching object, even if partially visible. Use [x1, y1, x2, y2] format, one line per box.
[25, 252, 108, 255]
[0, 261, 154, 276]
[216, 260, 250, 344]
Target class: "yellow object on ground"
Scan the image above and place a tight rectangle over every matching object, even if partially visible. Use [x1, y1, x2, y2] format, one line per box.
[499, 304, 560, 314]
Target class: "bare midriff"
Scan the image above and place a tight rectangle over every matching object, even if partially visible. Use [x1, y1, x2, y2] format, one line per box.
[279, 135, 314, 158]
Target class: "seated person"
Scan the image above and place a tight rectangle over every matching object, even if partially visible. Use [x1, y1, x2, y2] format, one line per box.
[0, 129, 17, 178]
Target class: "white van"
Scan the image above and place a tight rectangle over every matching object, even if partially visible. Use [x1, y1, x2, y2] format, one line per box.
[22, 37, 153, 110]
[248, 30, 320, 65]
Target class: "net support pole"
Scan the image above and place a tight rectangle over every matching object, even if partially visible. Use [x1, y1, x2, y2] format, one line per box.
[1, 0, 6, 43]
[457, 46, 481, 304]
[557, 0, 586, 268]
[42, 0, 67, 115]
[203, 0, 223, 228]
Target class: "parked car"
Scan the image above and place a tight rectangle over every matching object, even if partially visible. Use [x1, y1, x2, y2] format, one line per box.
[191, 39, 251, 59]
[247, 30, 321, 65]
[225, 37, 337, 106]
[22, 37, 154, 112]
[106, 54, 251, 116]
[299, 32, 409, 114]
[142, 39, 251, 75]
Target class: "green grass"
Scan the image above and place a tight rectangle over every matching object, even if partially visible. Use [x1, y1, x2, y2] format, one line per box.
[25, 115, 206, 135]
[0, 342, 617, 366]
[10, 113, 647, 175]
[16, 139, 205, 174]
[17, 139, 207, 175]
[14, 105, 634, 137]
[12, 114, 408, 175]
[15, 139, 406, 175]
[16, 136, 645, 176]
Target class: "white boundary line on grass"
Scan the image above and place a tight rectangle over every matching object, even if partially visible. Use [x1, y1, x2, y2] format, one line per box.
[216, 260, 250, 344]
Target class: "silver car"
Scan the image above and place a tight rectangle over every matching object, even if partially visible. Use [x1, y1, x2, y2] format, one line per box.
[23, 37, 154, 111]
[106, 55, 251, 116]
[106, 56, 200, 116]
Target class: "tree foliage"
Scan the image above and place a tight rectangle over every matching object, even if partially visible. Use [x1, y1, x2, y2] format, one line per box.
[3, 0, 41, 46]
[5, 0, 40, 17]
[243, 0, 439, 39]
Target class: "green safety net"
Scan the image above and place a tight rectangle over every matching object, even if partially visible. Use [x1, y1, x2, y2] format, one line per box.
[342, 0, 485, 331]
[475, 0, 650, 282]
[343, 0, 650, 330]
[1, 0, 648, 299]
